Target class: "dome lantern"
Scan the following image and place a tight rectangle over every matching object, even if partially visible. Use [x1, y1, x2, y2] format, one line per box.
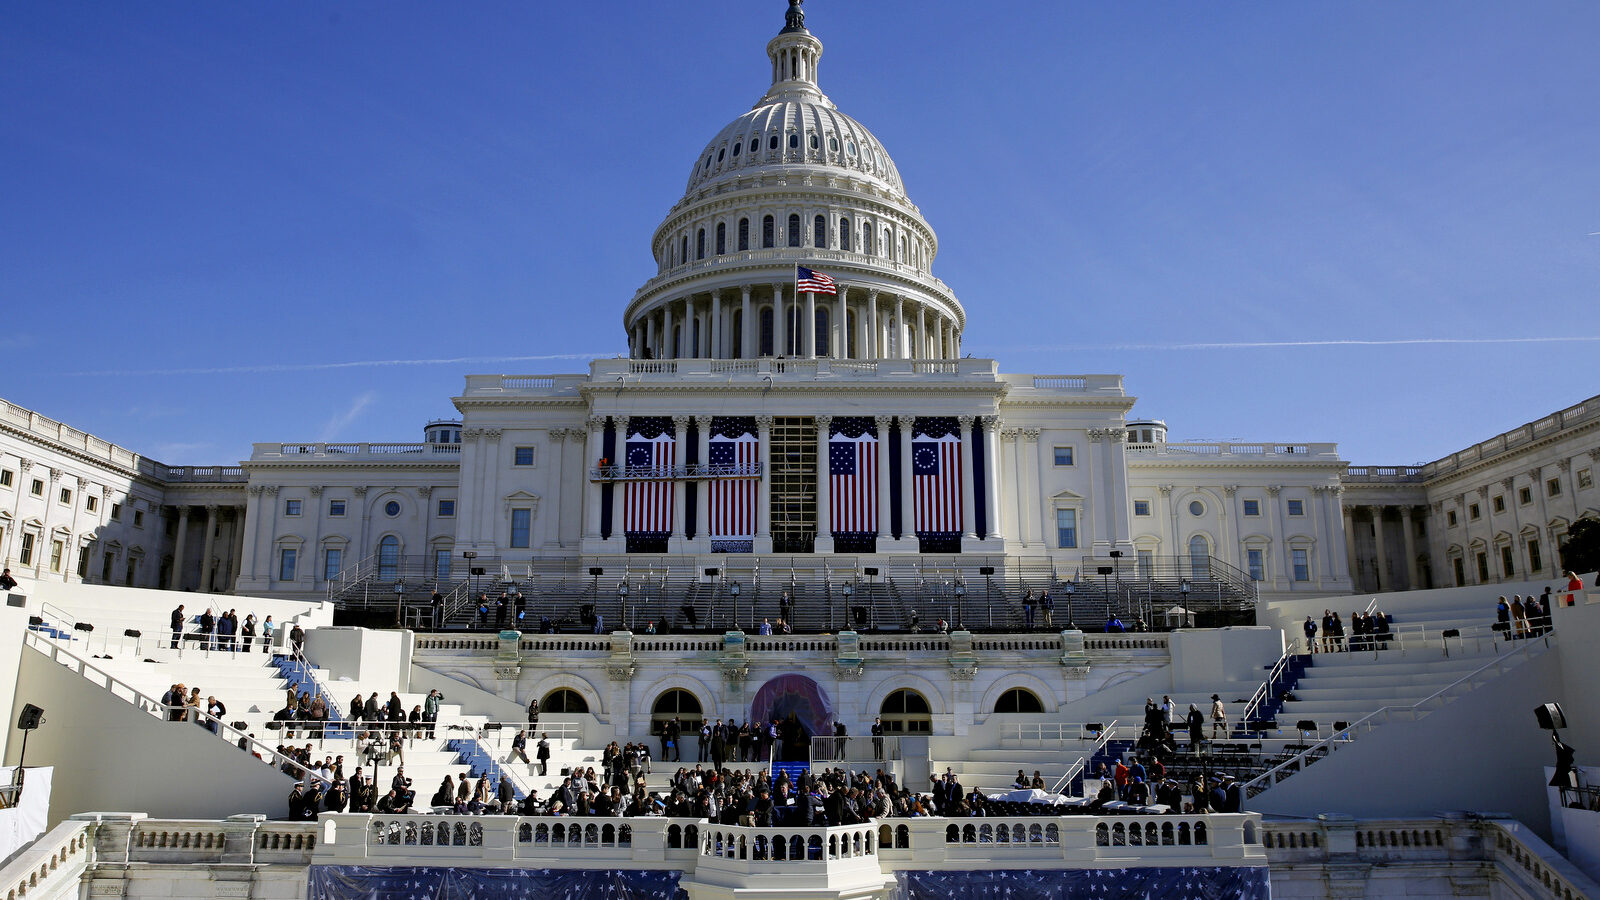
[763, 1, 826, 105]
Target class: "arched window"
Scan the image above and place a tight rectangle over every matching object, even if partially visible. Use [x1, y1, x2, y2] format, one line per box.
[541, 689, 588, 713]
[814, 308, 829, 356]
[378, 535, 399, 580]
[716, 222, 726, 255]
[813, 215, 826, 248]
[680, 236, 688, 266]
[731, 141, 740, 158]
[1189, 535, 1211, 580]
[749, 139, 759, 155]
[762, 215, 775, 248]
[738, 218, 750, 251]
[759, 307, 774, 356]
[882, 228, 892, 258]
[787, 214, 801, 247]
[731, 310, 743, 358]
[845, 310, 857, 358]
[651, 689, 704, 735]
[789, 133, 799, 149]
[770, 134, 779, 151]
[692, 320, 701, 358]
[672, 325, 681, 360]
[880, 689, 932, 734]
[696, 228, 706, 260]
[839, 218, 851, 252]
[809, 133, 819, 150]
[993, 688, 1044, 714]
[864, 223, 875, 255]
[898, 234, 906, 262]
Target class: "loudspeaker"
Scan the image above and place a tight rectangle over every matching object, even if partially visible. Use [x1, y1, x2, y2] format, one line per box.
[1535, 702, 1567, 731]
[979, 566, 995, 575]
[588, 567, 604, 576]
[17, 704, 44, 731]
[1109, 550, 1124, 558]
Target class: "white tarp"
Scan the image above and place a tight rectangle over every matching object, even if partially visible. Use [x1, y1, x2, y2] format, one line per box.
[0, 766, 52, 864]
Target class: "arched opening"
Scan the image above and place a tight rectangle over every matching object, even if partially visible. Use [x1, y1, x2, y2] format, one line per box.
[651, 688, 704, 736]
[993, 687, 1044, 714]
[696, 228, 706, 260]
[759, 307, 774, 356]
[672, 325, 682, 360]
[680, 236, 688, 266]
[738, 218, 750, 251]
[762, 215, 775, 249]
[813, 215, 826, 248]
[882, 228, 891, 258]
[880, 689, 932, 734]
[839, 217, 851, 251]
[541, 689, 589, 713]
[787, 214, 801, 248]
[377, 535, 399, 580]
[1188, 535, 1211, 580]
[715, 222, 726, 255]
[814, 308, 830, 357]
[731, 310, 743, 358]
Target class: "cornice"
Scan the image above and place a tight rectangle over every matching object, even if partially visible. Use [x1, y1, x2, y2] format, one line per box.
[1126, 459, 1347, 472]
[242, 460, 461, 472]
[1419, 418, 1599, 489]
[0, 420, 144, 481]
[575, 381, 1008, 397]
[628, 259, 959, 325]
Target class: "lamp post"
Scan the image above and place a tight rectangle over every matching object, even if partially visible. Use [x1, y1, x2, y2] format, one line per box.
[617, 581, 629, 632]
[1181, 579, 1191, 632]
[954, 580, 965, 630]
[393, 580, 405, 628]
[841, 582, 852, 633]
[728, 581, 741, 632]
[462, 551, 479, 616]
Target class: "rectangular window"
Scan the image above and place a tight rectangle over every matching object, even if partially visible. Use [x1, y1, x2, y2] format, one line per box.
[323, 548, 343, 581]
[1500, 545, 1515, 577]
[111, 502, 122, 520]
[278, 548, 298, 582]
[49, 539, 64, 573]
[19, 533, 34, 565]
[514, 446, 535, 466]
[1548, 477, 1562, 497]
[435, 548, 452, 580]
[1247, 549, 1264, 581]
[1469, 503, 1480, 520]
[77, 552, 89, 579]
[1453, 556, 1465, 586]
[1132, 499, 1151, 517]
[1447, 510, 1458, 527]
[437, 499, 456, 517]
[30, 479, 44, 497]
[1052, 446, 1074, 466]
[0, 470, 11, 488]
[1291, 548, 1309, 582]
[284, 499, 302, 516]
[1529, 539, 1542, 573]
[1579, 468, 1593, 489]
[1492, 495, 1505, 513]
[133, 510, 144, 528]
[1286, 499, 1305, 516]
[1518, 486, 1532, 505]
[59, 487, 72, 505]
[510, 508, 532, 548]
[1137, 549, 1153, 576]
[329, 499, 347, 517]
[1055, 509, 1077, 549]
[1242, 499, 1260, 517]
[86, 494, 97, 512]
[1476, 551, 1489, 582]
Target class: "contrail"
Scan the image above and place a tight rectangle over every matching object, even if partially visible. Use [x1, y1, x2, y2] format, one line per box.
[997, 336, 1600, 353]
[54, 352, 613, 378]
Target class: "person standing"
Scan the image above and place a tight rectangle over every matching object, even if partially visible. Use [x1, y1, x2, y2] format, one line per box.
[1510, 595, 1528, 638]
[1210, 694, 1227, 740]
[1041, 591, 1054, 628]
[170, 604, 186, 649]
[1022, 590, 1035, 630]
[526, 697, 540, 729]
[536, 733, 551, 777]
[261, 616, 275, 653]
[1303, 616, 1318, 653]
[871, 716, 884, 760]
[423, 689, 443, 739]
[1565, 571, 1585, 607]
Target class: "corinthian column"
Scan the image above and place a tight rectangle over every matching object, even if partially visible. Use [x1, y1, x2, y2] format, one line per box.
[755, 415, 774, 553]
[815, 415, 834, 552]
[957, 416, 978, 541]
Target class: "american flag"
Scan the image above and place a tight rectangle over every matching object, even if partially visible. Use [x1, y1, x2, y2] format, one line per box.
[912, 432, 962, 534]
[829, 431, 877, 534]
[707, 433, 758, 540]
[796, 265, 838, 295]
[624, 431, 675, 534]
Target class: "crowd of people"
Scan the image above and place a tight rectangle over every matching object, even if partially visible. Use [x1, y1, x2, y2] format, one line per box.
[167, 603, 292, 653]
[1496, 591, 1555, 638]
[1302, 608, 1394, 653]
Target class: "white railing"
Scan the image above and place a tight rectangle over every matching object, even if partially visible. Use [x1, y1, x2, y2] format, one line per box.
[1245, 630, 1556, 796]
[22, 631, 331, 787]
[810, 734, 902, 764]
[0, 819, 93, 900]
[1004, 719, 1121, 747]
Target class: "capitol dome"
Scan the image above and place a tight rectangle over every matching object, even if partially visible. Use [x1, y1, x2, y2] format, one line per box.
[624, 0, 965, 363]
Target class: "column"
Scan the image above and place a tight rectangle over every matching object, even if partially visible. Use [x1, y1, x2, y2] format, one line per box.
[838, 286, 851, 357]
[1000, 429, 1020, 542]
[915, 304, 927, 359]
[755, 416, 774, 553]
[1022, 429, 1043, 546]
[874, 415, 893, 543]
[669, 415, 689, 550]
[548, 428, 567, 548]
[983, 417, 1005, 541]
[644, 313, 656, 358]
[663, 301, 677, 358]
[168, 505, 191, 590]
[867, 290, 880, 359]
[898, 418, 916, 540]
[934, 317, 945, 359]
[228, 507, 246, 590]
[583, 417, 605, 541]
[957, 416, 978, 540]
[199, 505, 218, 593]
[804, 291, 817, 358]
[772, 283, 787, 356]
[894, 296, 906, 358]
[814, 415, 834, 552]
[710, 290, 723, 359]
[243, 489, 264, 581]
[1342, 504, 1359, 588]
[1400, 506, 1419, 590]
[740, 286, 753, 359]
[696, 416, 712, 550]
[1369, 505, 1390, 592]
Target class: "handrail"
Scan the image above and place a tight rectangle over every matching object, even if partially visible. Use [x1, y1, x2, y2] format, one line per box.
[1240, 641, 1298, 727]
[21, 630, 331, 787]
[1050, 724, 1118, 795]
[1245, 629, 1556, 796]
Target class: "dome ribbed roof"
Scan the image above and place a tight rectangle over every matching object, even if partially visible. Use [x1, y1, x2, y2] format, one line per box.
[685, 99, 905, 197]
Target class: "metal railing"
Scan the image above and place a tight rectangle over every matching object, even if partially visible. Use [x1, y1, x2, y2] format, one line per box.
[809, 734, 902, 764]
[1244, 629, 1557, 798]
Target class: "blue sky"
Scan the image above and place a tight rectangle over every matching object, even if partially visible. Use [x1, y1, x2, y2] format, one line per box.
[3, 1, 1596, 466]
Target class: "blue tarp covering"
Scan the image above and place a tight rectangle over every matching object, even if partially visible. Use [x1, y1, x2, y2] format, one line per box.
[894, 866, 1271, 899]
[307, 866, 686, 900]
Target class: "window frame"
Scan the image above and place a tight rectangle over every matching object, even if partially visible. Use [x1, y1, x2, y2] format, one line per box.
[1492, 495, 1505, 514]
[513, 446, 536, 467]
[1247, 548, 1265, 582]
[30, 478, 44, 497]
[1242, 499, 1261, 517]
[278, 547, 298, 582]
[1518, 486, 1532, 505]
[284, 498, 303, 517]
[1548, 477, 1562, 497]
[1579, 468, 1594, 489]
[1054, 507, 1078, 549]
[1052, 446, 1074, 467]
[1132, 499, 1151, 517]
[323, 547, 344, 582]
[1291, 548, 1310, 582]
[437, 499, 456, 518]
[1286, 498, 1305, 517]
[58, 487, 73, 506]
[329, 499, 347, 517]
[0, 469, 12, 489]
[86, 494, 98, 513]
[510, 507, 532, 549]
